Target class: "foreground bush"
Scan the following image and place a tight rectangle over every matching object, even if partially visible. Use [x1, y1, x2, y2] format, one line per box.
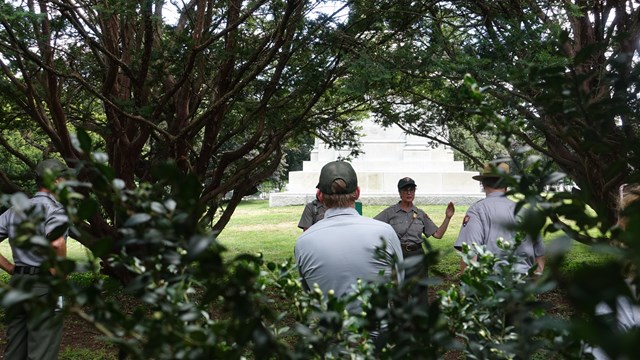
[1, 143, 639, 359]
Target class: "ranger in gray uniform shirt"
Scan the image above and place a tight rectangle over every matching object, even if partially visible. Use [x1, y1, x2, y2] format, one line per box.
[294, 161, 404, 301]
[454, 162, 545, 274]
[0, 159, 69, 360]
[297, 196, 325, 231]
[375, 177, 454, 280]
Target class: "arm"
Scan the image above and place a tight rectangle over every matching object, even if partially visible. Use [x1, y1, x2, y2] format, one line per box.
[454, 206, 483, 272]
[298, 203, 314, 231]
[386, 230, 404, 283]
[534, 256, 545, 275]
[51, 235, 67, 257]
[431, 202, 455, 239]
[0, 213, 12, 274]
[0, 253, 14, 274]
[49, 235, 67, 276]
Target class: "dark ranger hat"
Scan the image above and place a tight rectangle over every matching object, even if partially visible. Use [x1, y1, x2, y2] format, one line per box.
[397, 177, 416, 190]
[35, 158, 70, 179]
[317, 161, 358, 195]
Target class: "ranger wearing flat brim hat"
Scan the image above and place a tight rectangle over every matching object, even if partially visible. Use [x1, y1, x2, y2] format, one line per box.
[35, 159, 71, 179]
[455, 160, 545, 275]
[472, 162, 510, 181]
[0, 157, 71, 358]
[34, 159, 72, 189]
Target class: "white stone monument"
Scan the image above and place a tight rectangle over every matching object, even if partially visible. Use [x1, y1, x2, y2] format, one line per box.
[269, 120, 484, 206]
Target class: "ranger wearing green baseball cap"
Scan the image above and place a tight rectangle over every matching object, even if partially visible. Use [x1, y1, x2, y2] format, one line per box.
[295, 160, 404, 315]
[316, 160, 358, 195]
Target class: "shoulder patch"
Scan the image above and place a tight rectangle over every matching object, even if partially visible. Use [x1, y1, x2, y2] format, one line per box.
[462, 215, 470, 227]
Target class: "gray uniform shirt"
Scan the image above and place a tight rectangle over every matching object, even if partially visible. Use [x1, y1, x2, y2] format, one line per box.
[294, 207, 404, 297]
[297, 199, 325, 230]
[454, 192, 544, 273]
[374, 203, 438, 245]
[0, 192, 68, 267]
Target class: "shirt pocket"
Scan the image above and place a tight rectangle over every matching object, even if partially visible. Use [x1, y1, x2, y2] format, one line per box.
[409, 218, 425, 234]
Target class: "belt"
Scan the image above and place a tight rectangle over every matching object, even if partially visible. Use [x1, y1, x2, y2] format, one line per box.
[13, 265, 42, 275]
[402, 242, 422, 253]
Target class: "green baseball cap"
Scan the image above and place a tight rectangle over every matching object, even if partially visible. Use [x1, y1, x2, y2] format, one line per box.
[35, 158, 70, 178]
[397, 177, 416, 190]
[317, 161, 358, 195]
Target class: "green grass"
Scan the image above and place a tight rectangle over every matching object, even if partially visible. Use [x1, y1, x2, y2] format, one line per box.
[0, 200, 608, 278]
[0, 238, 93, 284]
[59, 348, 115, 360]
[0, 237, 91, 263]
[216, 201, 468, 266]
[217, 200, 607, 275]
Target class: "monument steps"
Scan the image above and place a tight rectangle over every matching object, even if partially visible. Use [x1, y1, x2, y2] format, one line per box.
[269, 119, 484, 207]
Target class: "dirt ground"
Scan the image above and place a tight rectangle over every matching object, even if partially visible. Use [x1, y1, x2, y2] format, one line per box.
[0, 313, 115, 359]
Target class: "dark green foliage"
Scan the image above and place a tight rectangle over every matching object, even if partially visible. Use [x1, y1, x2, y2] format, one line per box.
[1, 142, 640, 359]
[353, 1, 640, 231]
[0, 1, 639, 355]
[0, 0, 420, 261]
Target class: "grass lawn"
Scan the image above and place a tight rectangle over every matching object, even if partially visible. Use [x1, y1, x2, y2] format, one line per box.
[217, 200, 606, 276]
[0, 199, 606, 280]
[0, 238, 93, 284]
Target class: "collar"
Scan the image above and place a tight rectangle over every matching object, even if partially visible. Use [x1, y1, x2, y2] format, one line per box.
[324, 207, 359, 218]
[34, 191, 56, 199]
[394, 202, 417, 213]
[33, 191, 61, 204]
[486, 191, 507, 199]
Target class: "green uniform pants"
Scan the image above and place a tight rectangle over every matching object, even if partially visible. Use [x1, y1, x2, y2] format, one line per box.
[3, 274, 63, 360]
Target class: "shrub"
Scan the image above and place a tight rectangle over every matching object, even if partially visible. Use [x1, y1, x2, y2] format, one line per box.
[1, 141, 639, 359]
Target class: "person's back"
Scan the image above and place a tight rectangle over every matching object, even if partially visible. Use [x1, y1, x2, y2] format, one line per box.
[1, 192, 67, 267]
[294, 160, 403, 299]
[295, 207, 401, 296]
[454, 162, 544, 274]
[457, 193, 540, 273]
[459, 193, 516, 253]
[0, 159, 69, 360]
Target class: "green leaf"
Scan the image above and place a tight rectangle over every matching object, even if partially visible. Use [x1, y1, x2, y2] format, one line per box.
[124, 213, 152, 227]
[77, 198, 99, 220]
[48, 224, 69, 240]
[75, 128, 93, 153]
[1, 290, 34, 307]
[186, 235, 213, 259]
[150, 202, 166, 214]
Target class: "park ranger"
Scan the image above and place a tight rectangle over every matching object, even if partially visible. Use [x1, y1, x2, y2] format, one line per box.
[454, 162, 545, 274]
[0, 158, 69, 360]
[297, 192, 325, 231]
[294, 160, 404, 302]
[375, 177, 454, 280]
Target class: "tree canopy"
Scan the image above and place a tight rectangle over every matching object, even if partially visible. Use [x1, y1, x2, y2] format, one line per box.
[0, 0, 416, 243]
[360, 0, 640, 232]
[1, 0, 639, 248]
